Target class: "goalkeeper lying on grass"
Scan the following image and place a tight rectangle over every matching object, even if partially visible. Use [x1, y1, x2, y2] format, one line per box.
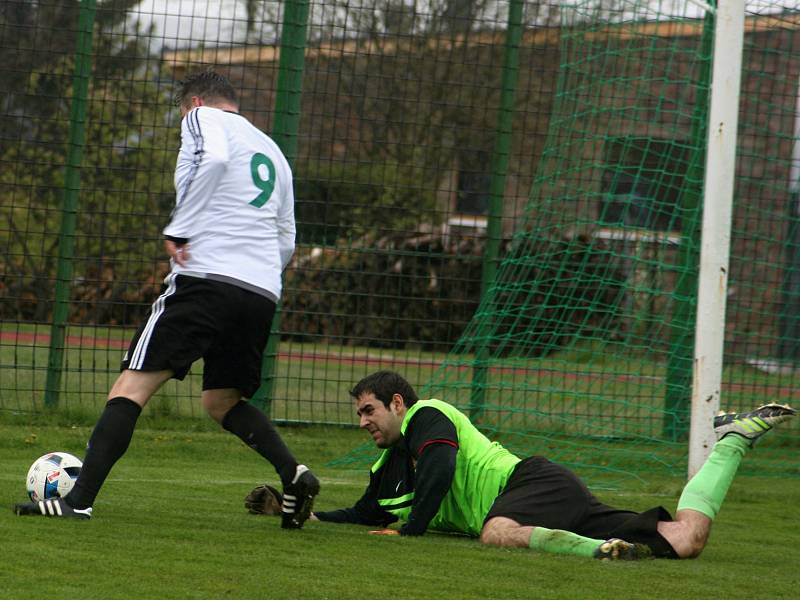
[247, 370, 796, 560]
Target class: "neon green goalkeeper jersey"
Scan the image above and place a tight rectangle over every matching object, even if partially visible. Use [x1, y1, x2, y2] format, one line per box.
[373, 399, 521, 536]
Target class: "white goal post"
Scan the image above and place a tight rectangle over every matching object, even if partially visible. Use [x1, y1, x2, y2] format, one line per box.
[689, 0, 746, 478]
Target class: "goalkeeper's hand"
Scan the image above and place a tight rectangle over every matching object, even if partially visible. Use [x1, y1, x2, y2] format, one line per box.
[244, 484, 283, 515]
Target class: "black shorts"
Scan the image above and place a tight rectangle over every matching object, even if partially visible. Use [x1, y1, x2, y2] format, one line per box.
[121, 274, 276, 398]
[484, 456, 678, 558]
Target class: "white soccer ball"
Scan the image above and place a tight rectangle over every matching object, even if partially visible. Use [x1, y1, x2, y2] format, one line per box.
[25, 452, 83, 502]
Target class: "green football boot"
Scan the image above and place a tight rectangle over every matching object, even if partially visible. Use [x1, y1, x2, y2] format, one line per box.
[713, 403, 796, 447]
[593, 538, 653, 561]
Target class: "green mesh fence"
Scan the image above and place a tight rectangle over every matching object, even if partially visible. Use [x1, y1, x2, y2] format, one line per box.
[1, 1, 799, 483]
[332, 1, 800, 481]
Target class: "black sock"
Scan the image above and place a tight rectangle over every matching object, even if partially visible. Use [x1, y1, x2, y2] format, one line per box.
[222, 401, 298, 486]
[66, 397, 141, 509]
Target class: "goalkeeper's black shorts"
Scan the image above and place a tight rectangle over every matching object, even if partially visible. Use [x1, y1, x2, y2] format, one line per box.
[484, 456, 678, 558]
[120, 273, 276, 398]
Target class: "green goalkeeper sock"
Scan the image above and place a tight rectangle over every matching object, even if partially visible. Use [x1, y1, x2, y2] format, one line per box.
[528, 526, 603, 558]
[676, 434, 749, 520]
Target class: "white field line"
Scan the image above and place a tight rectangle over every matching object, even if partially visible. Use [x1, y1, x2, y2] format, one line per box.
[0, 474, 365, 486]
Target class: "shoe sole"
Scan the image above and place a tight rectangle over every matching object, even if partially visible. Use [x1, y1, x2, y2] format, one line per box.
[595, 539, 628, 561]
[594, 539, 649, 561]
[281, 480, 320, 529]
[714, 403, 796, 444]
[290, 492, 317, 528]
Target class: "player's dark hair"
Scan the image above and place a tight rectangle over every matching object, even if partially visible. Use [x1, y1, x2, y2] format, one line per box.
[350, 371, 418, 408]
[174, 69, 238, 108]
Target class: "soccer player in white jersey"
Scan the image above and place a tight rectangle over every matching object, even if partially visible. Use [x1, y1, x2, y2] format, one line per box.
[15, 70, 319, 527]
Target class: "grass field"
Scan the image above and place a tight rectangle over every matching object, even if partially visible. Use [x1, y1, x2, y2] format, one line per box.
[1, 418, 799, 599]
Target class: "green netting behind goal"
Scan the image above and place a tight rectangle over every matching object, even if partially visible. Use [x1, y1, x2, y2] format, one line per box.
[331, 1, 800, 483]
[2, 1, 798, 485]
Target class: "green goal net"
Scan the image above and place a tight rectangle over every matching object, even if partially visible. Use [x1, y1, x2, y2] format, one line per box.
[332, 0, 800, 483]
[1, 1, 798, 484]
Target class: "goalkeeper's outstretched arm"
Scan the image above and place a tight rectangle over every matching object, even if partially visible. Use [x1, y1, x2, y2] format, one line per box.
[314, 482, 397, 527]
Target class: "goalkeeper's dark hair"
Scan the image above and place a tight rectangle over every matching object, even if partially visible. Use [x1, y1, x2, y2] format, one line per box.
[350, 371, 418, 408]
[174, 69, 238, 109]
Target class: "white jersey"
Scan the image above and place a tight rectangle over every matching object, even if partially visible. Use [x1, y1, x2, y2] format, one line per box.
[164, 106, 295, 301]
